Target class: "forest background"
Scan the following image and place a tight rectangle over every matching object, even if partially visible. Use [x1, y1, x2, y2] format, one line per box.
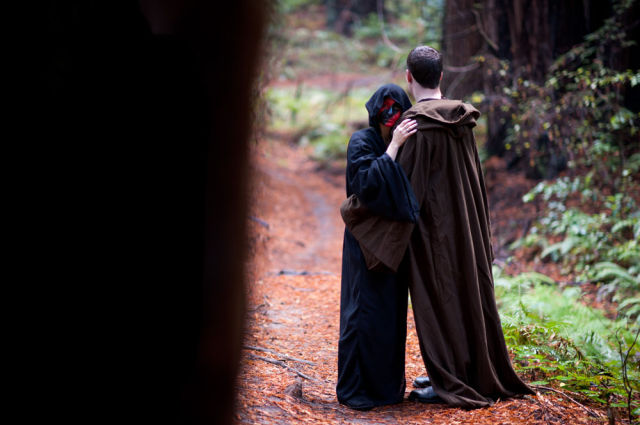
[258, 0, 640, 422]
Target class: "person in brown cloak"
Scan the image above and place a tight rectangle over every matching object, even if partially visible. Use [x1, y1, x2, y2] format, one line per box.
[341, 46, 533, 408]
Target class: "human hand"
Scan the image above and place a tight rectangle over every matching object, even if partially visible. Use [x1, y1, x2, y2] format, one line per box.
[385, 119, 417, 160]
[390, 119, 417, 148]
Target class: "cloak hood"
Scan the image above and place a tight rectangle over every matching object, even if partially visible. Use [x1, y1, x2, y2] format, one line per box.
[365, 84, 412, 129]
[403, 99, 480, 133]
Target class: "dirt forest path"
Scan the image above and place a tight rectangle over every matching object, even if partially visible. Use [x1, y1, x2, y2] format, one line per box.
[236, 135, 605, 424]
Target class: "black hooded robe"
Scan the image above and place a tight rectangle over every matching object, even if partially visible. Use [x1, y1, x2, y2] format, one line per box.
[336, 84, 419, 410]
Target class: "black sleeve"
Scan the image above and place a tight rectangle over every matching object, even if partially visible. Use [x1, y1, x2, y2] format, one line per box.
[346, 131, 419, 222]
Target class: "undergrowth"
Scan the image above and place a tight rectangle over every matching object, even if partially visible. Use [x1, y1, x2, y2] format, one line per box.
[495, 268, 640, 420]
[266, 86, 372, 160]
[499, 5, 640, 420]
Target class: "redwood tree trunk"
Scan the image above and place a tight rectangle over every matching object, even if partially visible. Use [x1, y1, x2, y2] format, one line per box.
[441, 0, 484, 99]
[442, 0, 628, 157]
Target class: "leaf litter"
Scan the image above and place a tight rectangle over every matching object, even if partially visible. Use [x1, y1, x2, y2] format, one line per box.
[238, 135, 609, 424]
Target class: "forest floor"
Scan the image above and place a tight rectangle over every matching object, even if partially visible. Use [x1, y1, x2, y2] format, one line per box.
[235, 129, 612, 424]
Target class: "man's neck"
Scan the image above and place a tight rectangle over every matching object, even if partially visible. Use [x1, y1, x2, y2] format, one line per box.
[412, 86, 442, 102]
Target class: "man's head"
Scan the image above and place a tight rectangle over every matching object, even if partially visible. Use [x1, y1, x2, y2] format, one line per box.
[406, 46, 442, 89]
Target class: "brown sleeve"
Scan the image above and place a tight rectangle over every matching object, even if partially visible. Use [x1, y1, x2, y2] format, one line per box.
[339, 193, 414, 273]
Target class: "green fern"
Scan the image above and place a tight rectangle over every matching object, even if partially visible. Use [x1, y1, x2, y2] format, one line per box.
[541, 237, 582, 260]
[611, 218, 636, 234]
[618, 296, 640, 322]
[592, 262, 640, 287]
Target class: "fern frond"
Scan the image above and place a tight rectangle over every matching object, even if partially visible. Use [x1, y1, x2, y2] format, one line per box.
[591, 262, 640, 288]
[611, 218, 637, 233]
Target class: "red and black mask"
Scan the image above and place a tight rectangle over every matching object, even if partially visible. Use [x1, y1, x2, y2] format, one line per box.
[377, 97, 403, 127]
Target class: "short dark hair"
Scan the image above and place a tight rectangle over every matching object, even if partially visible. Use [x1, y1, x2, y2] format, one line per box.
[406, 46, 442, 89]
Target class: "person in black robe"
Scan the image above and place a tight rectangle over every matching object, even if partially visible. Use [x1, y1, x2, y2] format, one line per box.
[336, 84, 419, 410]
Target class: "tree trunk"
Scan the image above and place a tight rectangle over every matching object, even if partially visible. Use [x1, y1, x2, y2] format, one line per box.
[442, 0, 627, 157]
[441, 0, 484, 99]
[36, 1, 267, 424]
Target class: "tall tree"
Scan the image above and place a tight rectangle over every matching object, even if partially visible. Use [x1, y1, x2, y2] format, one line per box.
[441, 0, 637, 158]
[440, 0, 484, 99]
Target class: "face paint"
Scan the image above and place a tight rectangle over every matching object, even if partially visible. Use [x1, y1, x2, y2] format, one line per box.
[378, 97, 403, 127]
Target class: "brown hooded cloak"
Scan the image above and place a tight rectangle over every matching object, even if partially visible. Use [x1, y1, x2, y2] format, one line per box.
[342, 99, 533, 408]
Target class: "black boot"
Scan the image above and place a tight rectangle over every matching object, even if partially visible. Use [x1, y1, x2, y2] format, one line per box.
[413, 376, 431, 388]
[408, 387, 443, 404]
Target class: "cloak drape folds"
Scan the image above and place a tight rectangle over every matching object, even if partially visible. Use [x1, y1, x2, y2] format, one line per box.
[342, 99, 533, 408]
[337, 85, 418, 410]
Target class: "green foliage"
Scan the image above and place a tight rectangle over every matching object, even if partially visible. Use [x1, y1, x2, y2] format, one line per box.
[267, 6, 385, 85]
[521, 175, 640, 320]
[266, 85, 376, 160]
[499, 0, 639, 183]
[276, 27, 376, 79]
[300, 122, 349, 160]
[269, 0, 444, 82]
[495, 267, 640, 417]
[592, 262, 640, 319]
[276, 0, 322, 14]
[350, 0, 444, 69]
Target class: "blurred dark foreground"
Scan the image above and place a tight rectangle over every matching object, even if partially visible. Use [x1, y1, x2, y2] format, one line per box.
[14, 2, 267, 424]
